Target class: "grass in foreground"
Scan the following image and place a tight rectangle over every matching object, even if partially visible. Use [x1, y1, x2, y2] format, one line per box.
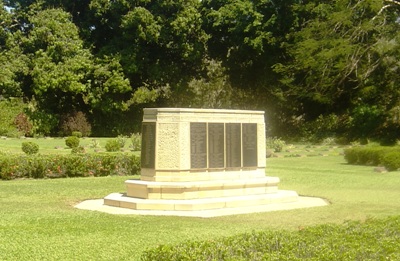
[1, 155, 400, 260]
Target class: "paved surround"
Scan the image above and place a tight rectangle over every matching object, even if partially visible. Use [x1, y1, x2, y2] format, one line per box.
[75, 196, 328, 218]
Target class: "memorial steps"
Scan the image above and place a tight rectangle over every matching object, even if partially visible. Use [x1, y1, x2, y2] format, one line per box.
[103, 190, 299, 212]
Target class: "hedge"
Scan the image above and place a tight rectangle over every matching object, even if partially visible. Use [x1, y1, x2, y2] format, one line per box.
[141, 216, 400, 260]
[344, 146, 400, 171]
[0, 153, 140, 180]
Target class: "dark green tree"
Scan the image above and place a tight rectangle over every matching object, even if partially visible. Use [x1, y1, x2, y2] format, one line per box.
[2, 5, 132, 135]
[274, 0, 400, 141]
[88, 0, 209, 103]
[0, 3, 28, 97]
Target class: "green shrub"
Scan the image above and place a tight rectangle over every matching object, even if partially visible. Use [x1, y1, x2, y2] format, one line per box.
[105, 139, 121, 152]
[117, 135, 127, 148]
[381, 151, 400, 171]
[23, 156, 47, 178]
[0, 154, 141, 180]
[343, 148, 358, 164]
[266, 137, 285, 152]
[21, 141, 39, 155]
[141, 217, 400, 261]
[131, 133, 142, 151]
[0, 98, 26, 137]
[65, 136, 80, 148]
[344, 146, 400, 171]
[26, 109, 59, 137]
[71, 131, 82, 138]
[71, 146, 85, 154]
[90, 139, 100, 149]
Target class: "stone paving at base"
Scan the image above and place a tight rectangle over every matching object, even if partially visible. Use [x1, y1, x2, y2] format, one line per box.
[74, 196, 328, 218]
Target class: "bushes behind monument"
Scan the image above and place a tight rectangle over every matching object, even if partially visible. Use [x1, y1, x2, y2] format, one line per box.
[344, 146, 400, 171]
[0, 153, 140, 180]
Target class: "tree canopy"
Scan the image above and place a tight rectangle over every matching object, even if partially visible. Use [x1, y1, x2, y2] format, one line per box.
[1, 0, 400, 141]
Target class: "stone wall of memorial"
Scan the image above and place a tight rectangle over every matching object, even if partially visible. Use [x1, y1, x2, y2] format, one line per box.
[140, 108, 266, 182]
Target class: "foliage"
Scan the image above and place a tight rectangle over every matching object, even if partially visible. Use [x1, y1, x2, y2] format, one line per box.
[65, 136, 80, 148]
[349, 105, 384, 141]
[201, 0, 295, 90]
[172, 60, 234, 108]
[0, 98, 26, 137]
[131, 133, 141, 151]
[71, 145, 85, 154]
[13, 113, 33, 137]
[71, 131, 82, 138]
[25, 106, 59, 136]
[344, 146, 400, 170]
[21, 141, 39, 155]
[59, 111, 92, 137]
[274, 0, 400, 141]
[90, 138, 101, 149]
[299, 114, 342, 143]
[116, 135, 127, 149]
[0, 153, 140, 179]
[105, 139, 121, 152]
[266, 137, 286, 153]
[380, 151, 400, 171]
[86, 0, 208, 114]
[2, 7, 132, 136]
[2, 0, 400, 140]
[142, 216, 400, 260]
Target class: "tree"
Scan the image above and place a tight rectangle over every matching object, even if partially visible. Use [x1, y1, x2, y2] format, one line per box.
[201, 0, 301, 89]
[274, 0, 400, 141]
[88, 0, 209, 102]
[2, 5, 132, 135]
[0, 2, 28, 97]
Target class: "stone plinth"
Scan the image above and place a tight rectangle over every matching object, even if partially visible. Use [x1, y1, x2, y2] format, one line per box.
[104, 108, 300, 215]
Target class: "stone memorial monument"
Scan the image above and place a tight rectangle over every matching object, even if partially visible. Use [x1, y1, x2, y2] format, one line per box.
[102, 108, 314, 216]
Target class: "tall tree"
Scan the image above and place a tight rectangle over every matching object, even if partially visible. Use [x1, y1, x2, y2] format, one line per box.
[88, 0, 209, 103]
[201, 0, 300, 89]
[2, 5, 132, 134]
[274, 0, 400, 141]
[0, 2, 28, 97]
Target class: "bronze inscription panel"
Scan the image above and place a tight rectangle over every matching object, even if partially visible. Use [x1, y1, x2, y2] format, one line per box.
[141, 122, 156, 168]
[208, 123, 224, 168]
[242, 123, 258, 167]
[226, 123, 241, 168]
[190, 122, 207, 169]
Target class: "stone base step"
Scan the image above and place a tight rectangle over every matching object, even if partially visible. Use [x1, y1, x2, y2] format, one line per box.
[125, 177, 280, 200]
[104, 190, 299, 211]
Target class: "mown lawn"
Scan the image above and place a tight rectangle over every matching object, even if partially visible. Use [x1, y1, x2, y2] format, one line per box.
[0, 137, 134, 154]
[1, 149, 400, 260]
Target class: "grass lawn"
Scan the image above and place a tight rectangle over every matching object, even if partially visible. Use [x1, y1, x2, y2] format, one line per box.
[0, 137, 134, 154]
[1, 146, 400, 260]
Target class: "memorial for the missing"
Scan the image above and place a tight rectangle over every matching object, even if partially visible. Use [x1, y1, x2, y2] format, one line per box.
[100, 108, 327, 217]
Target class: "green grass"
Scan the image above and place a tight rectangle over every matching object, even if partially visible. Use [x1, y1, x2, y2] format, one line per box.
[0, 137, 135, 154]
[1, 152, 400, 260]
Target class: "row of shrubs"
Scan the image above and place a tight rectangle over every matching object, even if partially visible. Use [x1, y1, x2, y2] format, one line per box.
[0, 153, 141, 180]
[20, 133, 142, 155]
[141, 216, 400, 260]
[344, 146, 400, 171]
